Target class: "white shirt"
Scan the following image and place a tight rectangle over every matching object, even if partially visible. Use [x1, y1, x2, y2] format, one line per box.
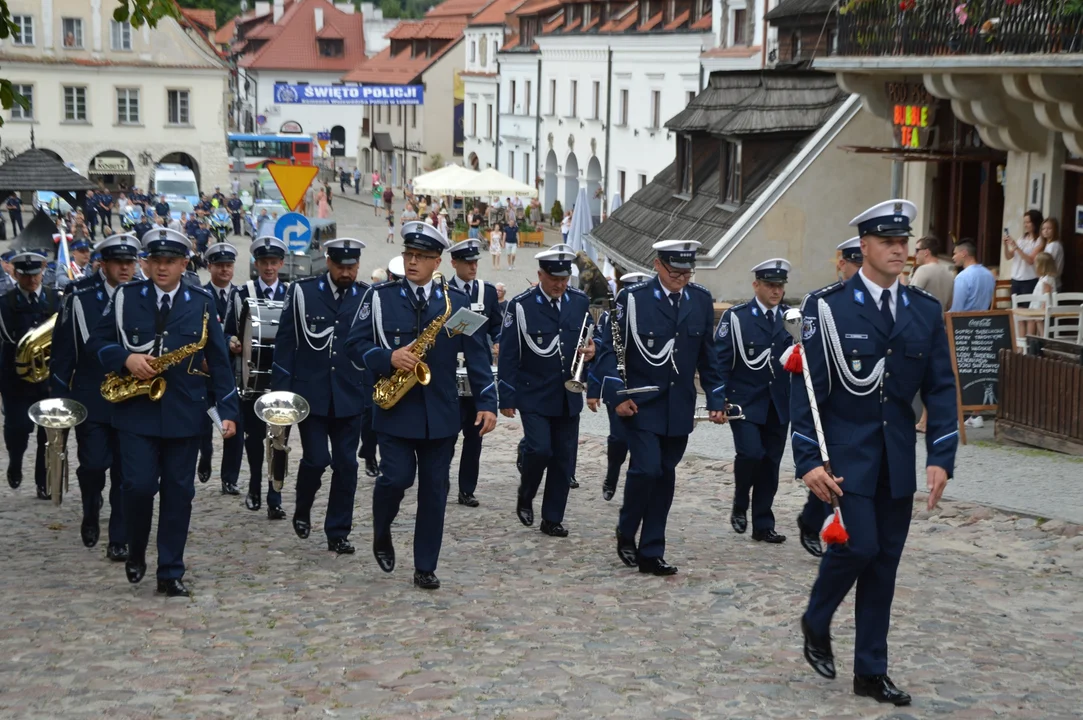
[406, 278, 435, 303]
[99, 270, 119, 298]
[538, 286, 563, 312]
[1045, 240, 1064, 289]
[1010, 235, 1041, 282]
[257, 278, 280, 298]
[858, 267, 898, 320]
[325, 273, 346, 300]
[210, 281, 232, 303]
[453, 276, 477, 299]
[754, 298, 779, 323]
[154, 283, 180, 309]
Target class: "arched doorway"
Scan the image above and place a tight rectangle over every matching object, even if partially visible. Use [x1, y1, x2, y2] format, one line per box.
[159, 152, 201, 189]
[330, 125, 346, 160]
[544, 150, 558, 213]
[39, 148, 63, 162]
[468, 152, 479, 170]
[563, 152, 579, 213]
[586, 156, 602, 220]
[89, 150, 136, 191]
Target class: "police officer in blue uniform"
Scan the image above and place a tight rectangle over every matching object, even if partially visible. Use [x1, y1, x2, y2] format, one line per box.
[0, 251, 18, 296]
[498, 244, 594, 537]
[794, 200, 957, 705]
[717, 258, 793, 544]
[227, 193, 243, 236]
[51, 233, 141, 560]
[273, 238, 369, 553]
[593, 240, 726, 575]
[192, 218, 212, 258]
[346, 221, 497, 589]
[84, 190, 98, 240]
[224, 235, 290, 518]
[446, 238, 501, 507]
[87, 227, 240, 597]
[98, 190, 114, 230]
[587, 271, 653, 502]
[197, 242, 242, 492]
[796, 236, 864, 557]
[0, 250, 60, 498]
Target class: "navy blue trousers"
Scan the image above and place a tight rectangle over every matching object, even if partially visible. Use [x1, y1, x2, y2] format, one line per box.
[373, 433, 456, 573]
[804, 454, 913, 676]
[605, 404, 629, 483]
[456, 396, 483, 495]
[213, 415, 245, 485]
[800, 491, 828, 530]
[75, 421, 125, 545]
[116, 432, 200, 580]
[3, 393, 46, 489]
[730, 403, 787, 532]
[618, 426, 688, 559]
[519, 411, 577, 524]
[358, 402, 377, 463]
[295, 413, 361, 540]
[222, 397, 280, 507]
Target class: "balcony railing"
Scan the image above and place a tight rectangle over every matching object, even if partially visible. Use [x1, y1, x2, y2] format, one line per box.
[836, 0, 1083, 56]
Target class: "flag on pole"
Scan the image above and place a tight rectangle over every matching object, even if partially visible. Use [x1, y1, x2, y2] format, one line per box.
[53, 233, 75, 279]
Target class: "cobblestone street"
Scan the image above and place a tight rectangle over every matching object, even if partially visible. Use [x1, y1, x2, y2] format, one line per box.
[1, 423, 1081, 718]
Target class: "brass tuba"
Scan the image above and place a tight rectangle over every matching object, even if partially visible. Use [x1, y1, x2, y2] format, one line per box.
[28, 398, 88, 506]
[101, 313, 209, 403]
[254, 391, 310, 492]
[372, 273, 454, 410]
[15, 314, 57, 384]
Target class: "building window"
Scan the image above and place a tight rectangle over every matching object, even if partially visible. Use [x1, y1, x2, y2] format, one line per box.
[471, 102, 477, 136]
[686, 90, 696, 106]
[619, 89, 629, 126]
[584, 3, 592, 25]
[548, 79, 556, 115]
[510, 80, 517, 112]
[638, 173, 647, 190]
[487, 104, 493, 138]
[62, 17, 84, 48]
[493, 39, 499, 57]
[592, 80, 600, 120]
[117, 88, 140, 124]
[733, 9, 747, 45]
[111, 20, 132, 50]
[721, 140, 742, 205]
[697, 0, 710, 20]
[479, 37, 488, 66]
[569, 80, 577, 117]
[618, 170, 626, 199]
[525, 80, 532, 115]
[397, 105, 403, 126]
[12, 15, 33, 45]
[508, 151, 515, 179]
[470, 40, 476, 63]
[167, 89, 190, 125]
[318, 38, 343, 57]
[64, 86, 87, 122]
[791, 32, 803, 59]
[376, 106, 381, 124]
[411, 105, 417, 128]
[650, 90, 661, 129]
[524, 152, 531, 184]
[10, 84, 32, 120]
[677, 134, 692, 195]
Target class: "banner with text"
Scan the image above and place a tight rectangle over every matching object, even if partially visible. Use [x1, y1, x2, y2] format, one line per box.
[273, 84, 424, 106]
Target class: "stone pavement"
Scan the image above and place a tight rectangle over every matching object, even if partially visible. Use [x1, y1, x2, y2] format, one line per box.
[1, 423, 1082, 718]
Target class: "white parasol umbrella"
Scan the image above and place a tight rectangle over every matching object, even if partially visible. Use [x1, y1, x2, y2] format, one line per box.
[566, 186, 597, 264]
[412, 165, 479, 196]
[609, 192, 623, 214]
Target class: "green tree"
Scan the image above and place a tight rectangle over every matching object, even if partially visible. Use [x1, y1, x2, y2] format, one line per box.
[0, 0, 181, 127]
[381, 0, 402, 18]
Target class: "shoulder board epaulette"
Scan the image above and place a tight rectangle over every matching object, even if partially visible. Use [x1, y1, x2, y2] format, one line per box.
[729, 302, 749, 312]
[446, 284, 467, 296]
[687, 282, 712, 296]
[812, 282, 844, 297]
[371, 279, 401, 292]
[294, 276, 319, 285]
[626, 281, 650, 293]
[481, 279, 496, 289]
[187, 284, 213, 298]
[512, 287, 535, 301]
[119, 279, 146, 292]
[72, 285, 98, 297]
[566, 286, 587, 298]
[905, 284, 937, 303]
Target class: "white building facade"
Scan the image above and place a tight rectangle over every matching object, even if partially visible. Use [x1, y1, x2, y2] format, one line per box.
[462, 25, 504, 171]
[702, 0, 778, 74]
[0, 0, 230, 191]
[495, 48, 540, 191]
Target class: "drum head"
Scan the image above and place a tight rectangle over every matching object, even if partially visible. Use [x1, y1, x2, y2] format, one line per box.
[240, 299, 284, 394]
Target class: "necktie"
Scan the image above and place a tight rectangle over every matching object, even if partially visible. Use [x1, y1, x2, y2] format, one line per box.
[551, 298, 559, 313]
[880, 291, 894, 329]
[220, 289, 227, 305]
[27, 292, 38, 309]
[767, 308, 775, 326]
[416, 286, 426, 306]
[465, 281, 473, 298]
[264, 286, 274, 300]
[159, 293, 171, 326]
[669, 292, 681, 308]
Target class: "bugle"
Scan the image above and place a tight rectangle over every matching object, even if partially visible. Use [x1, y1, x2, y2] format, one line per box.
[564, 315, 593, 393]
[693, 403, 745, 423]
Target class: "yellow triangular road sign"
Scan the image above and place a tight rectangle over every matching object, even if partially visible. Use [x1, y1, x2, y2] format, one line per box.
[267, 164, 319, 212]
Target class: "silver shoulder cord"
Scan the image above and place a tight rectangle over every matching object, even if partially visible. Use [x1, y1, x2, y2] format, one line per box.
[371, 289, 392, 350]
[115, 287, 155, 353]
[729, 313, 773, 372]
[516, 302, 562, 359]
[292, 284, 334, 352]
[817, 297, 885, 396]
[627, 293, 677, 372]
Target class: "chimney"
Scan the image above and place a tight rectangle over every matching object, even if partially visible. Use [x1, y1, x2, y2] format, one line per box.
[315, 7, 324, 31]
[273, 0, 284, 23]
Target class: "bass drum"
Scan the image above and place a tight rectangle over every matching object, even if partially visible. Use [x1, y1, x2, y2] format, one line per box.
[239, 298, 284, 397]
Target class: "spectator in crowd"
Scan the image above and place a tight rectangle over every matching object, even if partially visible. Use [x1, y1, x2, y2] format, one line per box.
[561, 210, 572, 243]
[438, 208, 449, 238]
[495, 282, 507, 318]
[401, 202, 418, 227]
[503, 218, 518, 270]
[1004, 210, 1045, 300]
[490, 222, 503, 270]
[950, 238, 996, 312]
[468, 207, 482, 239]
[353, 167, 362, 195]
[373, 182, 383, 217]
[1039, 217, 1064, 290]
[371, 267, 387, 283]
[908, 235, 954, 309]
[1032, 252, 1058, 337]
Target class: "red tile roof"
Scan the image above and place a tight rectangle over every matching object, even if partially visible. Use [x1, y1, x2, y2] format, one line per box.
[214, 18, 236, 44]
[640, 10, 663, 30]
[663, 8, 690, 30]
[690, 11, 712, 30]
[180, 8, 217, 31]
[341, 38, 461, 84]
[469, 0, 528, 26]
[240, 0, 365, 71]
[386, 19, 467, 40]
[426, 0, 493, 19]
[516, 0, 562, 12]
[700, 45, 761, 58]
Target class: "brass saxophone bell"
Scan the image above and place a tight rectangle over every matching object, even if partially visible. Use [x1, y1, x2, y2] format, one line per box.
[415, 361, 431, 386]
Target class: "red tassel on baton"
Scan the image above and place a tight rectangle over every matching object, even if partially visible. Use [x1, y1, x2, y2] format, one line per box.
[780, 343, 803, 374]
[820, 494, 849, 546]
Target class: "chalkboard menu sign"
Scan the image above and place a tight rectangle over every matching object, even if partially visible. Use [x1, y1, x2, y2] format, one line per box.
[946, 310, 1016, 442]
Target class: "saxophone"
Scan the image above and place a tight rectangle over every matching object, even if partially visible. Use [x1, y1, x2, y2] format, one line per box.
[372, 273, 453, 410]
[101, 313, 209, 403]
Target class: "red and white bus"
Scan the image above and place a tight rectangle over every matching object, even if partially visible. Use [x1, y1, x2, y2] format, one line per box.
[226, 133, 314, 169]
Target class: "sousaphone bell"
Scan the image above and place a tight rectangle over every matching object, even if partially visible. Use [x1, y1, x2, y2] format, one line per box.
[28, 399, 88, 506]
[254, 391, 311, 492]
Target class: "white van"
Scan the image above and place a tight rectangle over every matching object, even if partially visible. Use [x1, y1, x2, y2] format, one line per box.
[149, 164, 199, 205]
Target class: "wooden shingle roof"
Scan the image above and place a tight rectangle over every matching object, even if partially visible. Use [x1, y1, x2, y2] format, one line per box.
[765, 0, 836, 21]
[0, 149, 97, 192]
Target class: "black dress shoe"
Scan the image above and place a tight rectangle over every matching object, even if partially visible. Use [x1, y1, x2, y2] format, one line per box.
[81, 514, 100, 548]
[602, 479, 616, 502]
[797, 516, 823, 558]
[197, 469, 211, 484]
[245, 492, 261, 511]
[328, 537, 355, 554]
[221, 481, 239, 496]
[156, 578, 190, 598]
[125, 557, 147, 584]
[292, 515, 311, 539]
[364, 459, 379, 478]
[730, 510, 748, 534]
[6, 466, 21, 489]
[457, 492, 479, 507]
[752, 529, 787, 544]
[516, 493, 533, 526]
[267, 505, 286, 520]
[616, 527, 638, 567]
[373, 533, 395, 572]
[540, 519, 569, 537]
[568, 476, 580, 489]
[36, 485, 50, 501]
[638, 556, 678, 576]
[106, 543, 129, 561]
[853, 674, 911, 705]
[801, 616, 836, 679]
[413, 570, 440, 590]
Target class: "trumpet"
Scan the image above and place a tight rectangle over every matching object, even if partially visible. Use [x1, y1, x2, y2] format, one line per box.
[693, 404, 745, 423]
[564, 315, 594, 393]
[28, 399, 88, 506]
[254, 391, 311, 492]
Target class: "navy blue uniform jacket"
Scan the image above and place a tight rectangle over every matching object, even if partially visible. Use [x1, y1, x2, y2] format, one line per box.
[51, 274, 117, 421]
[715, 301, 792, 425]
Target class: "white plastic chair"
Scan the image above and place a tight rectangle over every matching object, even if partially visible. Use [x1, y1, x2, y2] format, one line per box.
[1050, 292, 1083, 343]
[1011, 293, 1048, 349]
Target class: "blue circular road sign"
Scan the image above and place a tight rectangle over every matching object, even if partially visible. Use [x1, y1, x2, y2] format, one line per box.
[274, 212, 312, 252]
